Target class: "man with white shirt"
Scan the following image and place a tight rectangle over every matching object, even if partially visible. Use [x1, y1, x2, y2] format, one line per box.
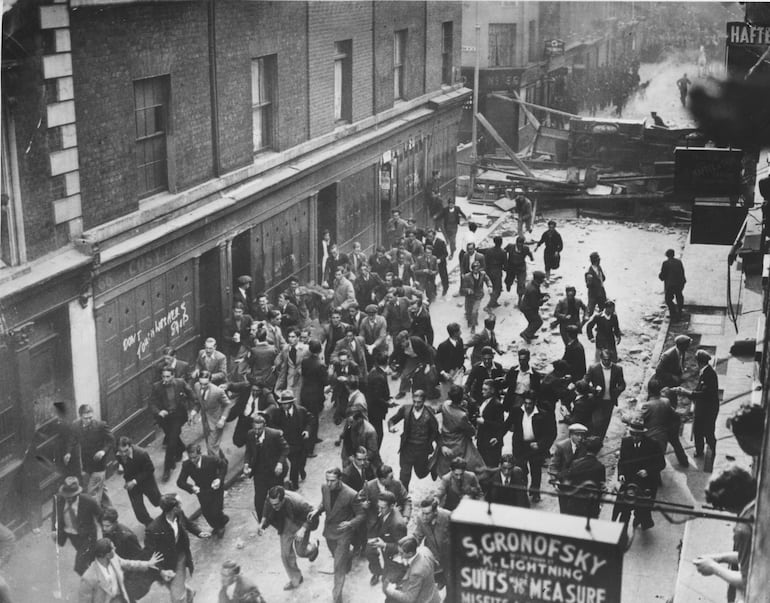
[507, 393, 557, 503]
[435, 323, 466, 400]
[176, 444, 229, 538]
[583, 349, 626, 441]
[503, 349, 543, 412]
[549, 423, 588, 512]
[243, 415, 289, 521]
[319, 229, 332, 283]
[387, 390, 439, 489]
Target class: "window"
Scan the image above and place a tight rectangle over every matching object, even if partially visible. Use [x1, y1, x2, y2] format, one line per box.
[394, 29, 407, 100]
[528, 20, 537, 63]
[334, 40, 352, 123]
[1, 114, 24, 267]
[488, 23, 517, 67]
[251, 55, 277, 152]
[441, 22, 453, 85]
[133, 76, 169, 197]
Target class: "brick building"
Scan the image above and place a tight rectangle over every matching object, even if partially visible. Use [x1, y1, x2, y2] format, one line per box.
[0, 0, 468, 530]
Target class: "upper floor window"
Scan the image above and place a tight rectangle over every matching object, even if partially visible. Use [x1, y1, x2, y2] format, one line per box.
[334, 40, 352, 123]
[528, 20, 537, 63]
[1, 114, 24, 267]
[251, 55, 277, 152]
[441, 21, 454, 85]
[489, 23, 517, 67]
[134, 75, 170, 197]
[394, 29, 407, 100]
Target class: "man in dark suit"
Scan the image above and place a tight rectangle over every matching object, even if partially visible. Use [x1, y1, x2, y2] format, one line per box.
[615, 422, 665, 530]
[519, 270, 548, 343]
[366, 353, 392, 447]
[583, 349, 626, 441]
[66, 403, 115, 508]
[364, 491, 407, 586]
[177, 443, 229, 538]
[479, 235, 507, 309]
[482, 454, 530, 508]
[659, 248, 686, 319]
[145, 494, 209, 601]
[115, 436, 161, 526]
[502, 348, 543, 412]
[222, 302, 253, 380]
[101, 507, 155, 601]
[232, 275, 254, 316]
[266, 390, 312, 490]
[323, 308, 350, 364]
[159, 346, 191, 382]
[677, 349, 720, 461]
[507, 393, 557, 503]
[277, 292, 301, 337]
[435, 322, 466, 400]
[562, 325, 587, 383]
[466, 317, 500, 367]
[548, 424, 588, 512]
[408, 298, 433, 345]
[329, 349, 360, 424]
[387, 391, 439, 489]
[149, 367, 195, 481]
[355, 263, 386, 309]
[52, 476, 103, 575]
[243, 415, 290, 521]
[655, 335, 691, 408]
[475, 380, 506, 467]
[359, 465, 412, 526]
[464, 346, 504, 408]
[299, 339, 328, 456]
[641, 378, 689, 467]
[308, 467, 365, 603]
[257, 486, 318, 591]
[383, 535, 441, 603]
[226, 379, 277, 448]
[560, 436, 606, 518]
[424, 229, 449, 296]
[369, 246, 393, 280]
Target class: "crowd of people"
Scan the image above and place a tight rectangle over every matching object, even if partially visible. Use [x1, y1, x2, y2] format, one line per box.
[36, 190, 736, 603]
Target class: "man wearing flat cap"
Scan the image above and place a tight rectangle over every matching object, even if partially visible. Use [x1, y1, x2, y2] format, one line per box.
[52, 476, 103, 575]
[550, 423, 588, 513]
[615, 420, 665, 529]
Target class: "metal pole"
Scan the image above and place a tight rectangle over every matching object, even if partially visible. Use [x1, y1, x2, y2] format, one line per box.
[471, 2, 480, 161]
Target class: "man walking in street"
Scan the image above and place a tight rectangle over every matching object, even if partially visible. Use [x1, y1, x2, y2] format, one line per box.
[266, 390, 312, 490]
[659, 249, 687, 319]
[615, 422, 665, 530]
[676, 349, 720, 465]
[583, 349, 626, 441]
[243, 415, 289, 521]
[308, 468, 365, 603]
[192, 370, 233, 457]
[387, 390, 439, 489]
[52, 476, 103, 575]
[505, 235, 533, 303]
[299, 339, 328, 457]
[549, 423, 588, 513]
[480, 236, 506, 310]
[460, 260, 491, 335]
[176, 443, 229, 538]
[520, 270, 548, 343]
[562, 324, 587, 383]
[115, 436, 162, 527]
[258, 485, 319, 591]
[66, 403, 115, 508]
[150, 367, 195, 481]
[438, 199, 466, 258]
[366, 353, 392, 448]
[508, 392, 557, 503]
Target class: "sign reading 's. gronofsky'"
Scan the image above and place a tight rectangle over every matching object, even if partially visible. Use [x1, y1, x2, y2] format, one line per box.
[448, 500, 625, 603]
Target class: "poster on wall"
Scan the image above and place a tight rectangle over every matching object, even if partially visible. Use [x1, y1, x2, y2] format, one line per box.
[449, 500, 625, 603]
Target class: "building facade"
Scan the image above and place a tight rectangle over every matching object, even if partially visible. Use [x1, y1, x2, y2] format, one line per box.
[0, 0, 468, 530]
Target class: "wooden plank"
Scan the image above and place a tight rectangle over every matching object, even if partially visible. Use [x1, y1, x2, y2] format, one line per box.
[475, 113, 535, 178]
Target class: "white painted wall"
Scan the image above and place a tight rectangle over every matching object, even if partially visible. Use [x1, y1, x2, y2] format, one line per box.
[68, 297, 101, 420]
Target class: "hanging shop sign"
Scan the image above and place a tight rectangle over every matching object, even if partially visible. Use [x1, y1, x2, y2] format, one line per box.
[674, 147, 743, 198]
[448, 500, 625, 603]
[544, 39, 566, 56]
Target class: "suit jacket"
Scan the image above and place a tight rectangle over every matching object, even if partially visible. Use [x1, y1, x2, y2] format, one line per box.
[331, 336, 368, 375]
[78, 555, 153, 603]
[508, 406, 557, 459]
[278, 302, 300, 335]
[261, 490, 313, 535]
[464, 362, 505, 405]
[502, 367, 543, 411]
[484, 469, 531, 508]
[359, 478, 412, 529]
[435, 338, 465, 374]
[367, 508, 407, 554]
[116, 446, 157, 492]
[318, 482, 365, 540]
[222, 314, 254, 357]
[655, 346, 684, 384]
[692, 364, 720, 423]
[480, 245, 507, 275]
[145, 511, 202, 576]
[331, 276, 356, 309]
[476, 397, 506, 451]
[177, 454, 227, 494]
[355, 273, 385, 308]
[340, 462, 375, 492]
[195, 350, 228, 384]
[359, 315, 388, 353]
[617, 435, 665, 490]
[299, 355, 328, 408]
[563, 339, 587, 382]
[324, 253, 351, 285]
[412, 508, 451, 572]
[265, 404, 312, 450]
[244, 427, 289, 476]
[583, 363, 626, 406]
[248, 343, 278, 387]
[428, 237, 448, 261]
[408, 308, 434, 345]
[218, 574, 264, 603]
[436, 470, 481, 510]
[69, 418, 115, 474]
[323, 321, 351, 362]
[149, 378, 195, 418]
[275, 344, 306, 392]
[365, 366, 391, 422]
[659, 257, 686, 290]
[388, 550, 441, 603]
[193, 382, 231, 427]
[53, 493, 102, 546]
[466, 328, 500, 366]
[369, 254, 393, 279]
[549, 438, 583, 480]
[387, 404, 439, 453]
[460, 270, 490, 299]
[459, 250, 486, 274]
[640, 396, 680, 449]
[393, 263, 414, 286]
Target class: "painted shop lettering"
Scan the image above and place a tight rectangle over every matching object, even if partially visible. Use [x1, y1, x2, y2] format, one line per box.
[122, 302, 190, 358]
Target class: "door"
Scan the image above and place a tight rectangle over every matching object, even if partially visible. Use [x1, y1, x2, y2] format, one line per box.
[231, 230, 252, 289]
[317, 183, 337, 282]
[198, 247, 222, 342]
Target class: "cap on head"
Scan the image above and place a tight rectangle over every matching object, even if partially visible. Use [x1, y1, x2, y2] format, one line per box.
[514, 187, 524, 194]
[279, 390, 295, 404]
[365, 304, 378, 314]
[695, 349, 712, 364]
[237, 275, 252, 285]
[533, 270, 546, 281]
[568, 423, 589, 433]
[481, 346, 495, 357]
[628, 420, 647, 434]
[675, 335, 692, 347]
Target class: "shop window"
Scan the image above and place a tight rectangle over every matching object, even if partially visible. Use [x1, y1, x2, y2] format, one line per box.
[394, 29, 407, 100]
[489, 23, 516, 67]
[441, 22, 453, 85]
[334, 40, 352, 123]
[251, 55, 277, 152]
[133, 75, 170, 197]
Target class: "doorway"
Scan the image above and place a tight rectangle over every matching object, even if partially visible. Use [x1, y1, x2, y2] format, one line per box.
[198, 247, 222, 343]
[317, 183, 337, 281]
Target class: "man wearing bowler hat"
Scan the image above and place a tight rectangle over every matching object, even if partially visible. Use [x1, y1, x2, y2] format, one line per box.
[52, 475, 103, 575]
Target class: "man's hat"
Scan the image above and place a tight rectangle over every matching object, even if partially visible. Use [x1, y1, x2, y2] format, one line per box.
[481, 346, 495, 356]
[674, 335, 692, 346]
[365, 304, 379, 314]
[628, 420, 648, 434]
[58, 476, 82, 498]
[565, 324, 580, 336]
[533, 270, 546, 280]
[568, 423, 589, 433]
[237, 275, 252, 285]
[514, 187, 524, 194]
[279, 390, 295, 404]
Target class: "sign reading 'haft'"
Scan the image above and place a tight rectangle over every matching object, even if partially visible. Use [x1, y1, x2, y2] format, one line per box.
[448, 500, 625, 603]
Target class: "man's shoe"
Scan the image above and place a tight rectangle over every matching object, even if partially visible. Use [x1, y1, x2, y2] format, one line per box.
[314, 438, 323, 444]
[162, 470, 171, 482]
[308, 540, 320, 562]
[678, 458, 690, 468]
[283, 576, 303, 590]
[530, 493, 541, 503]
[307, 452, 317, 458]
[640, 520, 654, 531]
[693, 451, 704, 458]
[370, 574, 381, 586]
[299, 470, 307, 481]
[395, 392, 407, 400]
[214, 527, 226, 539]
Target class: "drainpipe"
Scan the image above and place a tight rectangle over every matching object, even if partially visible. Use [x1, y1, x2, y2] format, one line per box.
[208, 0, 221, 176]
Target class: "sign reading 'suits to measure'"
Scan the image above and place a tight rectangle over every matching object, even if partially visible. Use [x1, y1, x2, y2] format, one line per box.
[448, 500, 625, 603]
